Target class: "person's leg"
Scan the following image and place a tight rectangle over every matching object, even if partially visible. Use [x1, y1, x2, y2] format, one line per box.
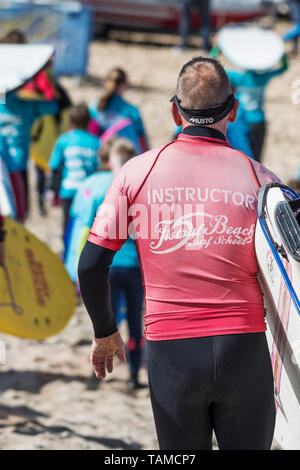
[147, 337, 215, 450]
[20, 169, 29, 216]
[197, 0, 212, 51]
[249, 121, 266, 163]
[35, 165, 47, 216]
[62, 197, 73, 240]
[284, 1, 300, 52]
[123, 268, 144, 387]
[179, 0, 192, 48]
[109, 267, 123, 323]
[212, 332, 275, 450]
[289, 0, 300, 24]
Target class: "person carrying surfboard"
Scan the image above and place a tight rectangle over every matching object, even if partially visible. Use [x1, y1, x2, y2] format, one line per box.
[78, 56, 281, 450]
[0, 91, 58, 216]
[89, 67, 149, 154]
[226, 54, 288, 163]
[3, 28, 72, 217]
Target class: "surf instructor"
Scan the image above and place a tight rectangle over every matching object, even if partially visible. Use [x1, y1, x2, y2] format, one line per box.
[78, 57, 279, 450]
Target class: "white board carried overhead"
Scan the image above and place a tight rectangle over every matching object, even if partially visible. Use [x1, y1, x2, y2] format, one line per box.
[218, 24, 284, 71]
[0, 44, 54, 94]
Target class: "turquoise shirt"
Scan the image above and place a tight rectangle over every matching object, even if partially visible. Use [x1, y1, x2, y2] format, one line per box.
[89, 94, 147, 152]
[49, 129, 100, 199]
[0, 93, 58, 171]
[0, 135, 17, 172]
[72, 171, 140, 268]
[227, 63, 287, 124]
[66, 170, 139, 281]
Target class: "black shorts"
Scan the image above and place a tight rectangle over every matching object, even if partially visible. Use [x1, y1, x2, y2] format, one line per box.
[147, 332, 276, 450]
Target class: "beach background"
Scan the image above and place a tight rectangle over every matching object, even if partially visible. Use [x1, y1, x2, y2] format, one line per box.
[0, 18, 299, 450]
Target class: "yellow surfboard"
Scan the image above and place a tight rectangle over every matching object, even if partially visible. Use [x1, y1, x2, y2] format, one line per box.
[0, 217, 76, 339]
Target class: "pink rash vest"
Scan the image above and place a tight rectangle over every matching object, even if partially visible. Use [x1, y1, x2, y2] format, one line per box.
[88, 126, 280, 341]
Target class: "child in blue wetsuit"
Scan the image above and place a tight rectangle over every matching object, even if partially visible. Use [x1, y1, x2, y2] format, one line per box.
[49, 102, 99, 243]
[89, 67, 148, 154]
[227, 54, 288, 162]
[66, 137, 145, 391]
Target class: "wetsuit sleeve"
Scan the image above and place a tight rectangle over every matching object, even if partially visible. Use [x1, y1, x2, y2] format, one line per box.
[263, 54, 289, 81]
[88, 167, 130, 251]
[78, 241, 118, 338]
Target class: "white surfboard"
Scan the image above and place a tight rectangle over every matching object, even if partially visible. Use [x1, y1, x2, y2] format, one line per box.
[255, 183, 300, 450]
[0, 44, 54, 94]
[218, 24, 284, 70]
[0, 156, 16, 219]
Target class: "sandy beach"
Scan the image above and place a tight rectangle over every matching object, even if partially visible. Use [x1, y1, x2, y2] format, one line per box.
[0, 17, 299, 450]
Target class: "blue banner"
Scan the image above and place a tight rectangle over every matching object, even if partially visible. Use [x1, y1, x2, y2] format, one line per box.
[0, 1, 92, 76]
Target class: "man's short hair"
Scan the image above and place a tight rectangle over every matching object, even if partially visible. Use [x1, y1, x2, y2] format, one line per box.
[176, 57, 232, 109]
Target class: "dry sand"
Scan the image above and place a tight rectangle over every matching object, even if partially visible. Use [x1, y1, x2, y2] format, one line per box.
[0, 18, 299, 450]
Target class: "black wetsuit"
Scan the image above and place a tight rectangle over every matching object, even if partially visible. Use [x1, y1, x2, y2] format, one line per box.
[78, 241, 276, 450]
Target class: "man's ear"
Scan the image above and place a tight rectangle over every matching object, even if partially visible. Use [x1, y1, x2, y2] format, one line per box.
[170, 101, 183, 126]
[228, 98, 239, 123]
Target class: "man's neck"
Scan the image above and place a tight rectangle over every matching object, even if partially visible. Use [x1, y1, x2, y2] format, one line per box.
[181, 126, 226, 142]
[182, 121, 228, 137]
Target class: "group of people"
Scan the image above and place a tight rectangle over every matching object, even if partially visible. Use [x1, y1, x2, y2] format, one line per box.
[0, 30, 149, 390]
[0, 14, 298, 450]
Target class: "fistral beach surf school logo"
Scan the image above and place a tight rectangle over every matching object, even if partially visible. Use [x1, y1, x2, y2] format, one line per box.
[150, 210, 255, 254]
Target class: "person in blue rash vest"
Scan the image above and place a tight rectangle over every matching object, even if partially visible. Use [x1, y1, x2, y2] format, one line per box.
[89, 67, 148, 154]
[48, 102, 100, 247]
[0, 92, 58, 215]
[68, 137, 145, 391]
[226, 53, 288, 162]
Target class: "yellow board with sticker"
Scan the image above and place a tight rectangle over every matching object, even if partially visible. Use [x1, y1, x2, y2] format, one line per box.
[0, 217, 76, 339]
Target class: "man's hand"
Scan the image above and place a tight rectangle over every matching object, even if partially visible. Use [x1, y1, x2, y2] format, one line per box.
[0, 242, 5, 266]
[90, 331, 126, 379]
